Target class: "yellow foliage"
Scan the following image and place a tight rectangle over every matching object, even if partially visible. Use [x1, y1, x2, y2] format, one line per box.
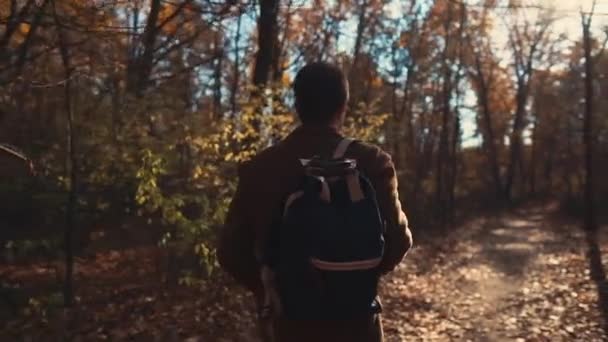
[19, 23, 30, 35]
[77, 84, 387, 278]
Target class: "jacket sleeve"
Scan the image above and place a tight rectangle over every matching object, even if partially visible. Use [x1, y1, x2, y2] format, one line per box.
[217, 164, 262, 294]
[369, 149, 413, 274]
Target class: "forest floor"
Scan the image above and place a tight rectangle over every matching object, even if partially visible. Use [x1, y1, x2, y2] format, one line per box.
[1, 202, 607, 341]
[381, 202, 608, 342]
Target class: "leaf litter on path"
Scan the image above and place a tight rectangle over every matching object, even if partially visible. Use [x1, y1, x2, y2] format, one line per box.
[2, 206, 607, 341]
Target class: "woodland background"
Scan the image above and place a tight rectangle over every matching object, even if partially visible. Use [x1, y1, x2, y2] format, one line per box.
[1, 0, 608, 340]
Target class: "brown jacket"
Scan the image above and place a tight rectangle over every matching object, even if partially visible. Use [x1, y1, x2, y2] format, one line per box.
[218, 125, 413, 342]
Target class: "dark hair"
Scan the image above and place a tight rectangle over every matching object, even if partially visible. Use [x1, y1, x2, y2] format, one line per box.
[293, 62, 348, 124]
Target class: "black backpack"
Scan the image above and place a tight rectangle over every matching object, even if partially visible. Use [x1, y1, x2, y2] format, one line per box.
[260, 138, 385, 320]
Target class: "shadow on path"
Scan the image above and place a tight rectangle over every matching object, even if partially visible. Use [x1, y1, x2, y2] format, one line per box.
[473, 214, 540, 277]
[585, 230, 608, 336]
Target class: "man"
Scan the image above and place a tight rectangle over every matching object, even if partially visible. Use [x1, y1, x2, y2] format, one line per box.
[218, 62, 412, 342]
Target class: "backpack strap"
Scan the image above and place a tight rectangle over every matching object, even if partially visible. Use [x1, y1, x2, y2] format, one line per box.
[333, 138, 365, 202]
[333, 138, 354, 159]
[346, 172, 365, 202]
[299, 138, 354, 165]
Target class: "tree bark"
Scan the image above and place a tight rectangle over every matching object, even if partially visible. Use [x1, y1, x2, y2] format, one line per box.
[128, 0, 162, 96]
[389, 44, 401, 169]
[565, 108, 574, 199]
[504, 80, 527, 201]
[477, 72, 503, 197]
[252, 0, 279, 87]
[436, 1, 453, 225]
[272, 0, 293, 83]
[529, 119, 538, 196]
[213, 31, 223, 118]
[351, 0, 368, 74]
[53, 0, 77, 307]
[582, 6, 596, 231]
[447, 3, 467, 221]
[504, 21, 549, 201]
[467, 6, 503, 199]
[230, 8, 243, 115]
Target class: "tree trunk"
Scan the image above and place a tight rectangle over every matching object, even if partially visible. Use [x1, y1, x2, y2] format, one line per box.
[582, 10, 596, 231]
[272, 0, 293, 83]
[128, 0, 161, 96]
[505, 81, 527, 202]
[53, 0, 77, 307]
[213, 32, 223, 118]
[504, 19, 550, 201]
[479, 84, 502, 197]
[565, 110, 574, 199]
[252, 0, 279, 87]
[448, 110, 461, 221]
[544, 146, 554, 193]
[230, 8, 243, 115]
[397, 64, 417, 211]
[529, 119, 538, 196]
[128, 2, 141, 62]
[390, 45, 400, 168]
[436, 1, 453, 225]
[350, 0, 368, 74]
[468, 12, 503, 200]
[446, 2, 466, 221]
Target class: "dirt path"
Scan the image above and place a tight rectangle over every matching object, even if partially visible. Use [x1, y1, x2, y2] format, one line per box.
[382, 204, 607, 341]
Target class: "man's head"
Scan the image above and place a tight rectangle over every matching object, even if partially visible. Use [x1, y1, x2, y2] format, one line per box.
[293, 62, 349, 126]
